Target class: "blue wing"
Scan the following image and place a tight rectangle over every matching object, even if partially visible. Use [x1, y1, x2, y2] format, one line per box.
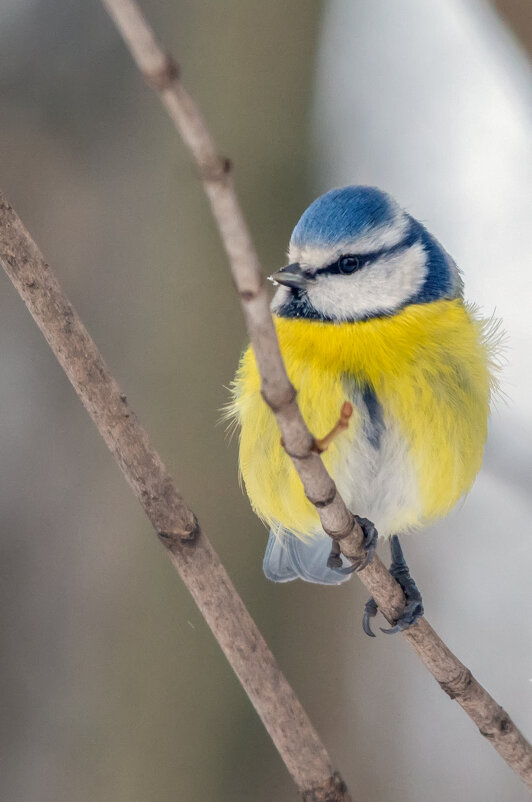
[263, 527, 353, 585]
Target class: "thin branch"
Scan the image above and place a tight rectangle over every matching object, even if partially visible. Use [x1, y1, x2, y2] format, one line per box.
[0, 195, 350, 802]
[312, 401, 354, 454]
[100, 0, 532, 792]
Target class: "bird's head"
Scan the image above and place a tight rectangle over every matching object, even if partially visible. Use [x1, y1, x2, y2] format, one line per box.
[270, 186, 462, 322]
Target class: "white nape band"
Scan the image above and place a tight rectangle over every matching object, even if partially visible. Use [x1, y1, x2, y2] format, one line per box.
[288, 212, 410, 271]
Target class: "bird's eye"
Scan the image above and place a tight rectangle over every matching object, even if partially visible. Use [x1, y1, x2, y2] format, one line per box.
[338, 255, 360, 274]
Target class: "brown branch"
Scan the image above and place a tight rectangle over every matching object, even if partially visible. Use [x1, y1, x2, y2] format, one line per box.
[0, 196, 351, 802]
[312, 401, 354, 454]
[281, 401, 354, 455]
[99, 0, 532, 792]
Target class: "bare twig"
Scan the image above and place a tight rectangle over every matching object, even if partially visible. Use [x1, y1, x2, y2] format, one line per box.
[0, 193, 350, 802]
[312, 401, 354, 454]
[99, 0, 532, 791]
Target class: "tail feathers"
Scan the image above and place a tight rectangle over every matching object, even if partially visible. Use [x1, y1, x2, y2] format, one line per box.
[263, 527, 353, 586]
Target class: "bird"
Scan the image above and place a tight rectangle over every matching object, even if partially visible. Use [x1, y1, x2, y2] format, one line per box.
[227, 186, 499, 635]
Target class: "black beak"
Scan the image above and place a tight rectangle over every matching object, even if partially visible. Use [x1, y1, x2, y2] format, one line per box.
[269, 262, 307, 290]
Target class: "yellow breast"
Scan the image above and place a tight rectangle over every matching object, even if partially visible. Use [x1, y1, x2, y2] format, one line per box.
[228, 299, 497, 538]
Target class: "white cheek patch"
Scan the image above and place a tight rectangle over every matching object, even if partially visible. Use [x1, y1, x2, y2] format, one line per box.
[306, 242, 428, 320]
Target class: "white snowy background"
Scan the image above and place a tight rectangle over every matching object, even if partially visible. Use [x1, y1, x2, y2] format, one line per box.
[314, 2, 532, 799]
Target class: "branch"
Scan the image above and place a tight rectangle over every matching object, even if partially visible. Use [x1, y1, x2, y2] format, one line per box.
[0, 198, 350, 802]
[100, 0, 532, 792]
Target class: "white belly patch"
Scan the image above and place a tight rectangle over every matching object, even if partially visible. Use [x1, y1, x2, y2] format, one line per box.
[332, 384, 421, 537]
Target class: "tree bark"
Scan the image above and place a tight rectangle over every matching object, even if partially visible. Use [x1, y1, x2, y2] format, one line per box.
[99, 0, 532, 791]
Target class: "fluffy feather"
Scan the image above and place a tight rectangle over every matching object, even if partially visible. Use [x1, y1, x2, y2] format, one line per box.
[227, 299, 498, 540]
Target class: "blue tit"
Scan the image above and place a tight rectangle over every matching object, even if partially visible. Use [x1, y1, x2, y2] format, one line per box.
[227, 186, 499, 634]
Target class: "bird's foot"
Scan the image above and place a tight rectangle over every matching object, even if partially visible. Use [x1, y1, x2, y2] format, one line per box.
[362, 535, 424, 637]
[327, 515, 378, 574]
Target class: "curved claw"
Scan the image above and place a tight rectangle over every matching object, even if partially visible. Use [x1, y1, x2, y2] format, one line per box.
[362, 597, 378, 637]
[330, 549, 373, 574]
[380, 599, 424, 635]
[331, 562, 359, 575]
[363, 612, 377, 637]
[355, 551, 372, 572]
[363, 535, 424, 637]
[380, 624, 400, 635]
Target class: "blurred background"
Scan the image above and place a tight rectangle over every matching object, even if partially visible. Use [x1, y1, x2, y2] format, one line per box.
[0, 1, 531, 800]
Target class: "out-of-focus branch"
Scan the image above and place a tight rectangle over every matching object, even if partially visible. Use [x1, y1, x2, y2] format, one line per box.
[493, 0, 532, 60]
[0, 193, 350, 802]
[100, 0, 532, 791]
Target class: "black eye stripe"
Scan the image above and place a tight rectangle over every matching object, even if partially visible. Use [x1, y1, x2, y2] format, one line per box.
[314, 253, 374, 277]
[313, 226, 418, 279]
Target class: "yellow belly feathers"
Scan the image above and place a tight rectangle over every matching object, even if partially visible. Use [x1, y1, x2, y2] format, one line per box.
[229, 299, 496, 539]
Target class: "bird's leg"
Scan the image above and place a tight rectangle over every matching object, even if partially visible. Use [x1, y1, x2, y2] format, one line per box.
[327, 515, 378, 574]
[362, 535, 424, 637]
